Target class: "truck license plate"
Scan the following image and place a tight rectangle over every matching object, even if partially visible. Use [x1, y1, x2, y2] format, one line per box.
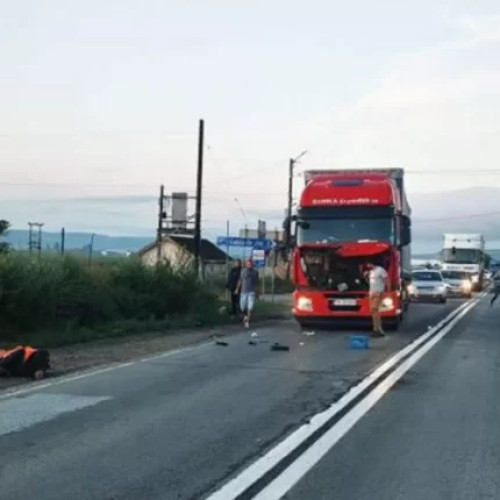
[333, 299, 357, 306]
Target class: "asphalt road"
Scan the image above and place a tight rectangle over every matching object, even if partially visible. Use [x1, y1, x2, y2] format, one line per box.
[286, 297, 500, 500]
[0, 299, 481, 500]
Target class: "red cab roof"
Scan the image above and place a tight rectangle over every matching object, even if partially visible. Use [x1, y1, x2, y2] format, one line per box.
[300, 173, 400, 209]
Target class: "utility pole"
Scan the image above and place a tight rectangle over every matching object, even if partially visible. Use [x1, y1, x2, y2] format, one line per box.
[286, 151, 307, 279]
[157, 184, 165, 264]
[194, 119, 204, 275]
[286, 150, 308, 245]
[243, 224, 249, 260]
[287, 158, 294, 246]
[88, 234, 95, 267]
[226, 220, 230, 275]
[28, 222, 44, 258]
[61, 227, 65, 255]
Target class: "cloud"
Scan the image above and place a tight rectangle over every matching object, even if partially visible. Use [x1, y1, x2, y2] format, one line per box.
[453, 14, 500, 45]
[293, 13, 500, 194]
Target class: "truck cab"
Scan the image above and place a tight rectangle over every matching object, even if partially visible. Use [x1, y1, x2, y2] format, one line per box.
[441, 234, 485, 291]
[292, 169, 411, 329]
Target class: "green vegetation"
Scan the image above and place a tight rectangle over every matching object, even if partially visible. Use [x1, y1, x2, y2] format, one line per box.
[0, 253, 221, 345]
[0, 253, 291, 347]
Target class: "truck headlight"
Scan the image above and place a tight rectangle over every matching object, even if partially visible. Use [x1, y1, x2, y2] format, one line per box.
[380, 297, 394, 311]
[471, 274, 479, 283]
[408, 284, 415, 294]
[296, 296, 313, 311]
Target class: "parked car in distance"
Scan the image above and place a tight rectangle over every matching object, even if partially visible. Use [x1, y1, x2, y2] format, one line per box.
[441, 270, 473, 298]
[408, 270, 448, 303]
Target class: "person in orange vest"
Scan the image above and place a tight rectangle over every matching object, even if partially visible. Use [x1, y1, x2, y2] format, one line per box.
[0, 345, 49, 379]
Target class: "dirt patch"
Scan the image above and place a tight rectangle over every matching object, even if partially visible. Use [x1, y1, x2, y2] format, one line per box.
[0, 316, 290, 392]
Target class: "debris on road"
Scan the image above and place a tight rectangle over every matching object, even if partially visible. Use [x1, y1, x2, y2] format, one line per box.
[215, 340, 229, 347]
[303, 331, 316, 337]
[251, 332, 258, 338]
[248, 341, 257, 346]
[271, 343, 290, 352]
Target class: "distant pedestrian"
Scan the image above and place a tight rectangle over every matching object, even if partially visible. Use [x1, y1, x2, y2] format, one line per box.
[226, 259, 242, 317]
[364, 262, 388, 337]
[490, 271, 500, 307]
[237, 259, 259, 328]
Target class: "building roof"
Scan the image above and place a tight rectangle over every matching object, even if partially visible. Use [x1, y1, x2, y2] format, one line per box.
[137, 235, 229, 262]
[169, 235, 229, 262]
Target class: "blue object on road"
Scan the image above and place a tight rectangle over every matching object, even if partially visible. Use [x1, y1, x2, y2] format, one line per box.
[348, 335, 370, 350]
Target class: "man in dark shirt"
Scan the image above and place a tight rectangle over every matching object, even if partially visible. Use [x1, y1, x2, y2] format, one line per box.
[491, 271, 500, 307]
[227, 259, 242, 317]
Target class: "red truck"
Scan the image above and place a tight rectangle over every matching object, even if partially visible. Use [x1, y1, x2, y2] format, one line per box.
[291, 169, 412, 330]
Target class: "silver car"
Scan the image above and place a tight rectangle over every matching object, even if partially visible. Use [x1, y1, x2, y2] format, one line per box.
[409, 270, 448, 303]
[441, 270, 473, 298]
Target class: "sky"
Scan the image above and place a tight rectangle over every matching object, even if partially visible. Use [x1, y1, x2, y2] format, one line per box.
[1, 0, 500, 244]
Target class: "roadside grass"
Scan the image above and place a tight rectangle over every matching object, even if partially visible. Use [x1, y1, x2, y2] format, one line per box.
[0, 253, 291, 349]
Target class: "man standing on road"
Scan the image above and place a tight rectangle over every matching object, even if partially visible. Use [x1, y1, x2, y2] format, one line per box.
[237, 259, 259, 328]
[226, 259, 242, 317]
[365, 262, 388, 337]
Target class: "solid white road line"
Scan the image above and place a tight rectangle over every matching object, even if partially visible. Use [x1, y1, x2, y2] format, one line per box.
[253, 297, 479, 500]
[207, 295, 482, 500]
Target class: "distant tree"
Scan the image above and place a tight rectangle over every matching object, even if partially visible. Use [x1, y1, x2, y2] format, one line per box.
[0, 219, 10, 253]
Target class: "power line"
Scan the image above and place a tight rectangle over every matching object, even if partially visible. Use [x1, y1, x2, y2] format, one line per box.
[297, 168, 500, 176]
[415, 210, 500, 223]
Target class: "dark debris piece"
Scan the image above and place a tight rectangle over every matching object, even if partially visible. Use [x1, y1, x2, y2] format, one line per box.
[271, 343, 290, 352]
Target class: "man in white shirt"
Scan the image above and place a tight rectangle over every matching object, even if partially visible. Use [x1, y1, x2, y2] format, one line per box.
[365, 262, 388, 337]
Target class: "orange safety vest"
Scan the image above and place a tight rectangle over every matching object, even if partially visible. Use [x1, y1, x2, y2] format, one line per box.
[0, 345, 36, 362]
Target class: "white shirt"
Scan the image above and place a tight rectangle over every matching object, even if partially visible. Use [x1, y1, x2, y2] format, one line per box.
[369, 266, 387, 294]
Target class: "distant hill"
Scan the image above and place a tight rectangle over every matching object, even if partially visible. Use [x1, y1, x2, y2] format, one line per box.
[3, 230, 153, 252]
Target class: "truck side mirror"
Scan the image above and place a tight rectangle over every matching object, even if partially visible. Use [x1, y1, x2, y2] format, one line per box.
[400, 216, 411, 246]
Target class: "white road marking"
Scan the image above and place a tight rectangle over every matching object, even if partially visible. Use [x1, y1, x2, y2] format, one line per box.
[207, 295, 482, 500]
[253, 297, 479, 499]
[0, 393, 110, 437]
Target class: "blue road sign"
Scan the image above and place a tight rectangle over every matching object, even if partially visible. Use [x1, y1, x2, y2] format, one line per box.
[216, 236, 272, 250]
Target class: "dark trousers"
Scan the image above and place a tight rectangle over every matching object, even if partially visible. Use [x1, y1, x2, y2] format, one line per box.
[491, 286, 500, 306]
[230, 292, 240, 316]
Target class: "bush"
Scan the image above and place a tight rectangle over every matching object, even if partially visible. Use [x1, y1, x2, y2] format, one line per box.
[0, 253, 219, 342]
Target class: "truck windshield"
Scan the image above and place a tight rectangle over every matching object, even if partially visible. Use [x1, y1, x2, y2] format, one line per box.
[442, 249, 481, 264]
[442, 271, 469, 280]
[297, 217, 394, 245]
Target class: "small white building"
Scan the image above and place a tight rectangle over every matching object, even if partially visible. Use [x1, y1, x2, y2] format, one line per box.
[137, 235, 230, 278]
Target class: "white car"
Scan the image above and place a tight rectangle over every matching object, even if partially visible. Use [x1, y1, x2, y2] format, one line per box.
[408, 270, 448, 303]
[441, 271, 473, 298]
